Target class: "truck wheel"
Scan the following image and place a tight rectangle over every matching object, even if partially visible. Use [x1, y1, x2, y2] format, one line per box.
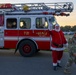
[19, 40, 36, 57]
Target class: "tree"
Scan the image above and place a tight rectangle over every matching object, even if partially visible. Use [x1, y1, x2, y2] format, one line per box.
[60, 26, 71, 31]
[71, 25, 76, 31]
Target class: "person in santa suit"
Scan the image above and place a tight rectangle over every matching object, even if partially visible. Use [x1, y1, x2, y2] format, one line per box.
[49, 24, 68, 71]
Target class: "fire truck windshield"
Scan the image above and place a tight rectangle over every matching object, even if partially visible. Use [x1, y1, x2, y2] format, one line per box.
[49, 17, 57, 26]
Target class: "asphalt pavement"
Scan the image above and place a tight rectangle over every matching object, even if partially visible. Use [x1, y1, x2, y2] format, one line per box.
[0, 49, 76, 75]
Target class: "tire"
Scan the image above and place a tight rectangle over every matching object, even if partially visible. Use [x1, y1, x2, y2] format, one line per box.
[19, 40, 36, 57]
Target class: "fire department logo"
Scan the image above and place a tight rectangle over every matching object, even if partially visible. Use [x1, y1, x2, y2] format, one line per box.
[24, 31, 29, 35]
[36, 32, 47, 36]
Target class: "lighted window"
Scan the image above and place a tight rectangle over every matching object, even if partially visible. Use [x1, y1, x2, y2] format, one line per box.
[36, 17, 48, 29]
[20, 18, 31, 29]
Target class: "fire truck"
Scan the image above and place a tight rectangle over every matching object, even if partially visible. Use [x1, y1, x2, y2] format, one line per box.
[0, 2, 73, 57]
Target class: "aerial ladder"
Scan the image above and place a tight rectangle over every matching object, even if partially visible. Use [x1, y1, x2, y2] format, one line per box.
[0, 2, 74, 16]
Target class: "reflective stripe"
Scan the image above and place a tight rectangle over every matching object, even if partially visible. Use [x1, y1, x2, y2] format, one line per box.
[4, 37, 18, 40]
[4, 36, 50, 41]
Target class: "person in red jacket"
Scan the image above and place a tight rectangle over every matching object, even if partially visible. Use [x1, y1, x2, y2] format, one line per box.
[49, 24, 67, 71]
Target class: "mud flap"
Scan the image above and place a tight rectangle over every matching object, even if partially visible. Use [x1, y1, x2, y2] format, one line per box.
[14, 47, 18, 54]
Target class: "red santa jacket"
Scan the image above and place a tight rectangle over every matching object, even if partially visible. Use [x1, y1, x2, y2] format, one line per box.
[49, 30, 67, 50]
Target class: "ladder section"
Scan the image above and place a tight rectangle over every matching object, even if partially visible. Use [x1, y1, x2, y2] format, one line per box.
[12, 2, 73, 13]
[45, 2, 73, 12]
[0, 2, 74, 15]
[12, 3, 48, 10]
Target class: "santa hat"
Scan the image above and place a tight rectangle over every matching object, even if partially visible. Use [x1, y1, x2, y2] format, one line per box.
[54, 24, 60, 32]
[55, 23, 59, 26]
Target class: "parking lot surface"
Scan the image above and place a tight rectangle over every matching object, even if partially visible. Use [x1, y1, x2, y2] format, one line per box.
[0, 49, 76, 75]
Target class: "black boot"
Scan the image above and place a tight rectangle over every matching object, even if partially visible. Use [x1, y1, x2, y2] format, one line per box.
[53, 66, 57, 71]
[57, 63, 62, 68]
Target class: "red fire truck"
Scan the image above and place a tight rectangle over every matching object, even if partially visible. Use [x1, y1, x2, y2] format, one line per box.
[0, 2, 73, 57]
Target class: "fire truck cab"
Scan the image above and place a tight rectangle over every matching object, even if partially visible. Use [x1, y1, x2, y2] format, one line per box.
[0, 2, 73, 57]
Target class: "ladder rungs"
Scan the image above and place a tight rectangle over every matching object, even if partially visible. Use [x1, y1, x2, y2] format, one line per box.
[0, 2, 74, 13]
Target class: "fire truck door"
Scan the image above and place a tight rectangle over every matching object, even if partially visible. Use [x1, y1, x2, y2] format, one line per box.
[4, 16, 18, 48]
[35, 17, 50, 49]
[0, 27, 4, 47]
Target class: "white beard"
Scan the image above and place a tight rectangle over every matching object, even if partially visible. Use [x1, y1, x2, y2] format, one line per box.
[54, 23, 60, 32]
[54, 27, 60, 32]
